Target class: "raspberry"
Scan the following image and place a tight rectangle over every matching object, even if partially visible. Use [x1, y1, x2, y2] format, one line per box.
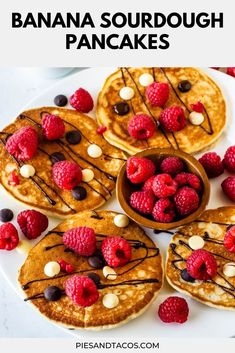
[65, 275, 99, 307]
[174, 186, 199, 216]
[0, 223, 19, 251]
[174, 172, 201, 192]
[227, 67, 235, 78]
[224, 226, 235, 253]
[101, 236, 132, 267]
[160, 156, 184, 176]
[58, 259, 75, 273]
[158, 296, 189, 324]
[128, 114, 156, 140]
[159, 106, 186, 132]
[63, 226, 96, 256]
[223, 146, 235, 173]
[152, 198, 176, 223]
[70, 88, 94, 113]
[130, 190, 155, 214]
[97, 126, 107, 135]
[17, 210, 48, 240]
[8, 170, 20, 186]
[199, 152, 224, 178]
[152, 174, 178, 198]
[146, 82, 169, 107]
[190, 101, 204, 113]
[142, 175, 156, 192]
[41, 114, 65, 140]
[126, 156, 156, 184]
[221, 177, 235, 202]
[5, 126, 38, 161]
[186, 249, 217, 280]
[52, 160, 82, 190]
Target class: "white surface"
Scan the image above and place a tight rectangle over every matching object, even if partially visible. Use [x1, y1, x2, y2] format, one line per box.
[0, 67, 235, 338]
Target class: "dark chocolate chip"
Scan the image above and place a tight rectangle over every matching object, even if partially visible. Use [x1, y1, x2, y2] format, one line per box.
[65, 130, 82, 145]
[178, 80, 191, 93]
[113, 102, 130, 116]
[0, 208, 14, 222]
[181, 269, 195, 283]
[72, 186, 87, 201]
[50, 152, 66, 165]
[88, 255, 105, 269]
[44, 286, 62, 301]
[87, 272, 101, 286]
[54, 95, 68, 107]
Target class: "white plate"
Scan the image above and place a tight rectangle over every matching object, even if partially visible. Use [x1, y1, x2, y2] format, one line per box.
[0, 68, 235, 338]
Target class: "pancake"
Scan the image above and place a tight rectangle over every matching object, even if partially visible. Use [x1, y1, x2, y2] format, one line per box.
[97, 67, 226, 155]
[0, 108, 126, 218]
[166, 207, 235, 310]
[18, 210, 163, 330]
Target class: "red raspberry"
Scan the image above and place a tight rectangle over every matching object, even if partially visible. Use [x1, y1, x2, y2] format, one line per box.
[152, 174, 178, 198]
[221, 177, 235, 202]
[17, 210, 48, 240]
[227, 67, 235, 78]
[142, 175, 156, 192]
[223, 146, 235, 173]
[70, 88, 94, 113]
[174, 172, 201, 192]
[41, 114, 65, 140]
[0, 223, 19, 251]
[97, 126, 107, 135]
[130, 190, 155, 214]
[101, 236, 132, 267]
[224, 226, 235, 253]
[52, 160, 82, 190]
[63, 226, 96, 256]
[190, 101, 204, 113]
[160, 156, 184, 176]
[199, 152, 224, 178]
[65, 275, 99, 307]
[126, 156, 156, 184]
[152, 198, 176, 223]
[159, 106, 186, 132]
[174, 186, 199, 216]
[128, 114, 156, 140]
[5, 126, 38, 161]
[58, 259, 75, 273]
[158, 296, 189, 324]
[8, 170, 20, 186]
[186, 249, 217, 280]
[146, 82, 169, 107]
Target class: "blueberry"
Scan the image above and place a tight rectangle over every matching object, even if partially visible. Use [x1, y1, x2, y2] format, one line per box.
[87, 272, 101, 286]
[50, 152, 66, 165]
[181, 269, 195, 283]
[65, 130, 81, 145]
[0, 208, 14, 222]
[72, 186, 87, 201]
[178, 80, 191, 93]
[44, 286, 62, 301]
[54, 95, 68, 107]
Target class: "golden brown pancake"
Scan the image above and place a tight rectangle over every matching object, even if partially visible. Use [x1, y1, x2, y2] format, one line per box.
[18, 210, 163, 330]
[97, 67, 226, 155]
[0, 108, 126, 218]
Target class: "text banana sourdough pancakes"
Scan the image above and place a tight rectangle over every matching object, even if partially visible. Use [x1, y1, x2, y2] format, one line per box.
[18, 211, 163, 329]
[0, 107, 126, 218]
[97, 67, 226, 155]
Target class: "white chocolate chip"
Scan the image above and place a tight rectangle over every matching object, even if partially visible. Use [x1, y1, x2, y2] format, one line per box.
[103, 266, 117, 280]
[102, 293, 119, 308]
[223, 263, 235, 277]
[20, 164, 35, 178]
[82, 169, 94, 182]
[189, 235, 205, 250]
[119, 87, 134, 100]
[16, 240, 32, 255]
[139, 73, 154, 87]
[189, 112, 204, 126]
[87, 144, 102, 158]
[44, 261, 60, 277]
[114, 214, 129, 228]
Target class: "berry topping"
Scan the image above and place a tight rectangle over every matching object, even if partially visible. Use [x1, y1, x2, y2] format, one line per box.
[178, 80, 191, 93]
[174, 172, 201, 192]
[142, 175, 156, 192]
[199, 152, 224, 178]
[126, 156, 156, 184]
[70, 88, 94, 113]
[5, 126, 38, 161]
[152, 198, 176, 223]
[88, 254, 105, 269]
[146, 82, 169, 107]
[44, 286, 62, 301]
[186, 249, 217, 280]
[113, 102, 130, 116]
[223, 146, 235, 173]
[72, 186, 87, 201]
[52, 160, 82, 190]
[50, 152, 66, 165]
[174, 186, 199, 216]
[158, 296, 189, 324]
[42, 114, 65, 140]
[65, 130, 81, 145]
[159, 106, 186, 132]
[17, 209, 48, 240]
[0, 223, 19, 251]
[58, 259, 75, 273]
[97, 126, 107, 135]
[180, 269, 195, 283]
[130, 190, 155, 214]
[8, 170, 20, 186]
[160, 156, 184, 176]
[227, 67, 235, 77]
[63, 226, 96, 256]
[0, 208, 14, 223]
[101, 236, 132, 267]
[128, 114, 156, 140]
[221, 177, 235, 202]
[54, 94, 68, 107]
[190, 101, 204, 113]
[152, 174, 178, 198]
[65, 275, 99, 307]
[224, 226, 235, 253]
